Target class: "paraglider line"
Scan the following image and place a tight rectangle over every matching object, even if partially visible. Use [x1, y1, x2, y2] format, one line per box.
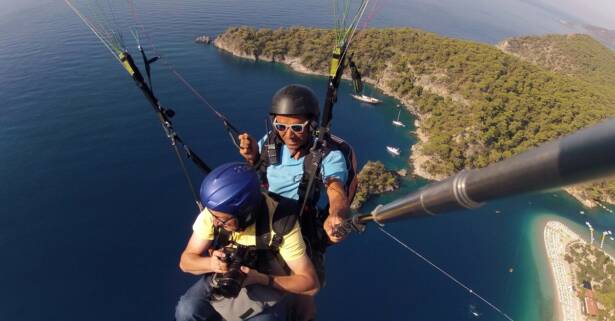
[125, 0, 242, 147]
[65, 0, 122, 63]
[378, 226, 515, 321]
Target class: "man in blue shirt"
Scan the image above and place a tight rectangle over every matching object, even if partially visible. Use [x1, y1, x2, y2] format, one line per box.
[238, 84, 355, 320]
[239, 84, 353, 245]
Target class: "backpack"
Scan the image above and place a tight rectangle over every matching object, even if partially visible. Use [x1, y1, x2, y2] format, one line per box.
[209, 193, 302, 321]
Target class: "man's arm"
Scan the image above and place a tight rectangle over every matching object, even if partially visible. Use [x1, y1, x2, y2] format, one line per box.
[326, 178, 349, 218]
[179, 233, 229, 275]
[241, 253, 320, 296]
[320, 148, 350, 242]
[324, 179, 349, 243]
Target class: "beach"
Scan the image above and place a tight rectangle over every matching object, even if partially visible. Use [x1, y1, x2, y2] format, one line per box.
[543, 221, 586, 321]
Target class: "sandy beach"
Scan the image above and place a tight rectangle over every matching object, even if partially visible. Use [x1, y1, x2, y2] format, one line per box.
[544, 221, 587, 321]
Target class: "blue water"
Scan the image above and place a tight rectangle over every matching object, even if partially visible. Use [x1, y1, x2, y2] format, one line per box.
[1, 1, 614, 320]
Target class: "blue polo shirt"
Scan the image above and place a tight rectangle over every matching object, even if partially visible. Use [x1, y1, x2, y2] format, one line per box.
[258, 135, 348, 205]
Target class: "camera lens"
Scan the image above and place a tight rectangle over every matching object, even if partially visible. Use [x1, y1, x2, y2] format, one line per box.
[211, 246, 249, 298]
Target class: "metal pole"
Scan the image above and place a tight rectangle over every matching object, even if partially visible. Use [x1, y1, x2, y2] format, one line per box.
[356, 118, 615, 225]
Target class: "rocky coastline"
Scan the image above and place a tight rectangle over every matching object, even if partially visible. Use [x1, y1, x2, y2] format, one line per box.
[212, 31, 610, 209]
[563, 187, 598, 208]
[350, 161, 401, 210]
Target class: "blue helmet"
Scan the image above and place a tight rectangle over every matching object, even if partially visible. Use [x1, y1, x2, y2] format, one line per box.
[200, 162, 262, 229]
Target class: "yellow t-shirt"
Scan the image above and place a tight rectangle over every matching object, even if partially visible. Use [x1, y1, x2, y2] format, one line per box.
[192, 205, 306, 263]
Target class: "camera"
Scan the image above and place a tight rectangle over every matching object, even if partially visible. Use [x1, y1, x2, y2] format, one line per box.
[210, 245, 258, 298]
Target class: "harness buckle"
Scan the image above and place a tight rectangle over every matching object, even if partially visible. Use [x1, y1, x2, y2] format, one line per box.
[266, 143, 279, 165]
[270, 234, 284, 251]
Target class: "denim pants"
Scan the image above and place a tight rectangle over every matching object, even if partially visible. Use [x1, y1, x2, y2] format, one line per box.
[175, 275, 287, 321]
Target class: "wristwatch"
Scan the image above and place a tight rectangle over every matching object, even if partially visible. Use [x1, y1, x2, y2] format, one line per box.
[267, 275, 274, 287]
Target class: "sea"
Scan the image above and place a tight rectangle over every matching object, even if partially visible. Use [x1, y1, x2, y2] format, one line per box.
[1, 0, 613, 320]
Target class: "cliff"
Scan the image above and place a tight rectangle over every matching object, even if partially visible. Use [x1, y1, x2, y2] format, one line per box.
[350, 161, 400, 210]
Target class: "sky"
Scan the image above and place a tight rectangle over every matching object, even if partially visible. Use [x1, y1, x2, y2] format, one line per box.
[533, 0, 615, 29]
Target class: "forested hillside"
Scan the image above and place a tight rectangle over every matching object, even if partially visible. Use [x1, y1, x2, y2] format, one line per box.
[498, 34, 615, 205]
[215, 27, 615, 205]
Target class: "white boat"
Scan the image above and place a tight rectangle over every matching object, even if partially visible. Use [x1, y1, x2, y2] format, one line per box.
[386, 146, 400, 155]
[392, 109, 405, 127]
[469, 305, 481, 318]
[351, 94, 381, 104]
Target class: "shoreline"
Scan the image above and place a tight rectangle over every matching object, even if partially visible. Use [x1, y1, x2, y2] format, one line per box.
[212, 34, 607, 206]
[213, 36, 447, 182]
[562, 187, 596, 208]
[543, 220, 586, 321]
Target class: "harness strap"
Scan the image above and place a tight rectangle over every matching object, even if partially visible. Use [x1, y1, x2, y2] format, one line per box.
[257, 132, 358, 209]
[212, 226, 231, 252]
[254, 193, 299, 275]
[298, 146, 325, 212]
[254, 130, 282, 185]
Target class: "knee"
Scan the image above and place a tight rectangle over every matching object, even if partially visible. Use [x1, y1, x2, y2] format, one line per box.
[175, 276, 218, 321]
[174, 295, 200, 321]
[291, 295, 317, 321]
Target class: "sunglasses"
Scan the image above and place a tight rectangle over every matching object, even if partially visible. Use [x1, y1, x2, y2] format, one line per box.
[273, 120, 310, 133]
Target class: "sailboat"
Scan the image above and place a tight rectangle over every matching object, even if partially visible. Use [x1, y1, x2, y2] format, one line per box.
[386, 146, 401, 156]
[349, 58, 381, 104]
[351, 93, 382, 104]
[392, 108, 405, 127]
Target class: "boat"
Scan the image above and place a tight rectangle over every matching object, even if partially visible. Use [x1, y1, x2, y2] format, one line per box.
[386, 146, 400, 155]
[392, 109, 405, 127]
[351, 94, 381, 104]
[469, 305, 481, 318]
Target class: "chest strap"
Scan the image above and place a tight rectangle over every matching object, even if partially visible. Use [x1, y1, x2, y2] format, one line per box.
[255, 193, 300, 275]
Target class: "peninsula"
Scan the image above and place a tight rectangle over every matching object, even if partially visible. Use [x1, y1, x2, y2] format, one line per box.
[211, 27, 615, 207]
[350, 161, 400, 210]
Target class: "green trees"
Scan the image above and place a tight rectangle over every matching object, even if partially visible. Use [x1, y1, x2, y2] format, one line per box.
[216, 26, 615, 202]
[568, 244, 615, 316]
[351, 161, 400, 209]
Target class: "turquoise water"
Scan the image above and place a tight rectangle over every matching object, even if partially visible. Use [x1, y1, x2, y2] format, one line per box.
[1, 1, 614, 320]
